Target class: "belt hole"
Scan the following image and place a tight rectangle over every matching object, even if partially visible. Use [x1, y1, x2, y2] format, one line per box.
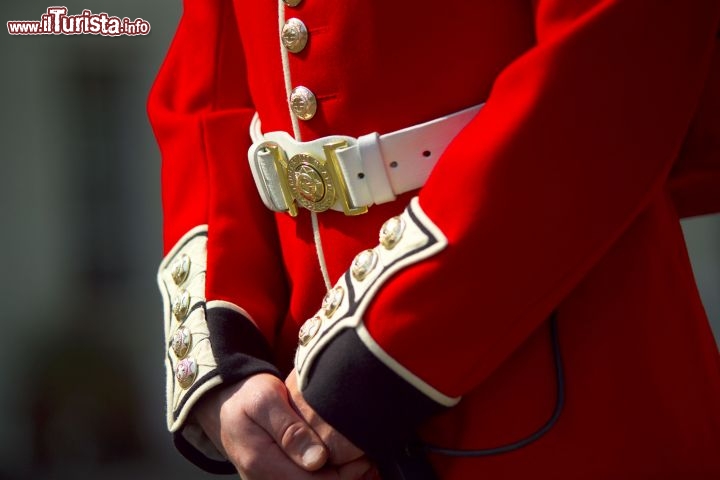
[422, 150, 432, 157]
[357, 172, 365, 179]
[389, 161, 399, 168]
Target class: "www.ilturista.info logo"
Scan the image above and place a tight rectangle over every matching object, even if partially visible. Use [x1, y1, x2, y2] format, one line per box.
[7, 7, 150, 36]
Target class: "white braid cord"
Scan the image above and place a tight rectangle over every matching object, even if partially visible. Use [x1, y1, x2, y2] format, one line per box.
[278, 0, 332, 291]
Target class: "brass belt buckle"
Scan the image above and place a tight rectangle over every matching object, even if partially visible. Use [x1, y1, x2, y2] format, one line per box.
[262, 140, 368, 216]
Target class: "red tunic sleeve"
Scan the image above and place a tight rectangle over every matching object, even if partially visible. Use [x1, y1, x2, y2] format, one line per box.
[147, 0, 289, 472]
[295, 0, 720, 457]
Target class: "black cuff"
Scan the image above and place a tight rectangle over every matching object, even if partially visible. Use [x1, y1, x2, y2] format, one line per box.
[174, 430, 236, 475]
[302, 329, 448, 460]
[206, 305, 280, 384]
[173, 306, 281, 473]
[171, 305, 281, 423]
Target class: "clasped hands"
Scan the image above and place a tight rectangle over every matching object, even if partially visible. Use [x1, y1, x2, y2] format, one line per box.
[194, 371, 378, 479]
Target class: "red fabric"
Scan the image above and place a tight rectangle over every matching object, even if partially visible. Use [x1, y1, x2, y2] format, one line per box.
[147, 0, 289, 344]
[149, 0, 720, 477]
[671, 43, 720, 218]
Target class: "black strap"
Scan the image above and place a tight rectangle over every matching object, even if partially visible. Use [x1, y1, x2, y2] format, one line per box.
[425, 313, 565, 457]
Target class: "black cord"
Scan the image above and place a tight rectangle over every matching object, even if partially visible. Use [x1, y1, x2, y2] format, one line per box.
[424, 313, 565, 457]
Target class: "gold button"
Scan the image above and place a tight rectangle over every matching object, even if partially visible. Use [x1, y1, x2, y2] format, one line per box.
[171, 326, 192, 359]
[299, 316, 322, 346]
[283, 0, 302, 6]
[282, 18, 308, 53]
[322, 286, 344, 318]
[290, 86, 317, 120]
[170, 254, 191, 285]
[171, 289, 191, 322]
[351, 249, 378, 281]
[175, 357, 198, 389]
[379, 216, 405, 249]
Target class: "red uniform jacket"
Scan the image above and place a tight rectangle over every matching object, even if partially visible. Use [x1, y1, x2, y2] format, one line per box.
[149, 0, 720, 477]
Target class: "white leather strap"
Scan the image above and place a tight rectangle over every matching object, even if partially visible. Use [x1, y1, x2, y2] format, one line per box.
[248, 103, 484, 214]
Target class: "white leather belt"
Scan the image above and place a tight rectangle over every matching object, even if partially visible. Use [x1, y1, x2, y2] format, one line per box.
[248, 103, 483, 216]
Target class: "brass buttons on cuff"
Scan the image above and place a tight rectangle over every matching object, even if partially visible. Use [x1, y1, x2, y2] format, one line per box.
[352, 249, 378, 281]
[170, 254, 191, 285]
[171, 326, 192, 359]
[171, 289, 190, 321]
[299, 316, 322, 346]
[290, 86, 317, 120]
[283, 0, 302, 6]
[175, 358, 198, 389]
[322, 286, 344, 317]
[380, 216, 405, 249]
[282, 18, 308, 53]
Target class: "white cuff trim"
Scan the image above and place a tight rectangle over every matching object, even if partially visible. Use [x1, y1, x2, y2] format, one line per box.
[206, 300, 258, 329]
[295, 197, 460, 407]
[157, 225, 221, 431]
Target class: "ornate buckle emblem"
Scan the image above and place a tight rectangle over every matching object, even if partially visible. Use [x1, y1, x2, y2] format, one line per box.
[287, 153, 336, 212]
[258, 140, 368, 216]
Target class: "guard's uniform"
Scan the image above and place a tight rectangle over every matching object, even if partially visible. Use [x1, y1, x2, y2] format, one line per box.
[148, 0, 720, 478]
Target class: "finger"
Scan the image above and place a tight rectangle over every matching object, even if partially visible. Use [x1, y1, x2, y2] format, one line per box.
[232, 429, 335, 480]
[243, 380, 329, 471]
[286, 371, 365, 465]
[229, 418, 372, 480]
[361, 466, 382, 480]
[336, 457, 375, 480]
